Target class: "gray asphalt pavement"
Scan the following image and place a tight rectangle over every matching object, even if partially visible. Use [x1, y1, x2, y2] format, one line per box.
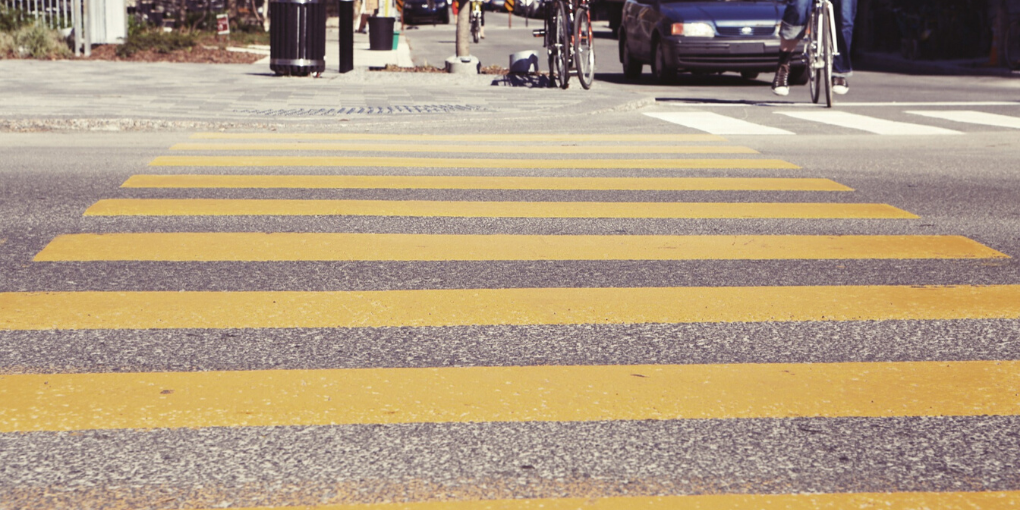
[2, 61, 1020, 509]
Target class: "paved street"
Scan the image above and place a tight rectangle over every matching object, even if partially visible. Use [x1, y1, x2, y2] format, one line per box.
[2, 43, 1020, 509]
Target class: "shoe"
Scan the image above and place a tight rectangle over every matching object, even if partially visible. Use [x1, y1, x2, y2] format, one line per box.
[832, 76, 848, 95]
[771, 63, 790, 96]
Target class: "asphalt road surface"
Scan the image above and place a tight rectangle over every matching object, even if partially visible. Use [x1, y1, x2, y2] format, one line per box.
[2, 68, 1020, 509]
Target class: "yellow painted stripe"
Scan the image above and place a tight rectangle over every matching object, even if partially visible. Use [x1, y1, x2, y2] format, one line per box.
[170, 143, 759, 154]
[203, 491, 1020, 510]
[122, 175, 853, 191]
[190, 133, 729, 142]
[1, 360, 1018, 432]
[83, 200, 917, 219]
[2, 285, 1019, 330]
[148, 156, 800, 170]
[34, 234, 1007, 262]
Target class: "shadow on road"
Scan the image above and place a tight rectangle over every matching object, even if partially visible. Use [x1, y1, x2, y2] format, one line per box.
[491, 74, 552, 87]
[594, 71, 770, 88]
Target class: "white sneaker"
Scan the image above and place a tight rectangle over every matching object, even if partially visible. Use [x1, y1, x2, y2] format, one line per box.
[771, 64, 790, 96]
[832, 76, 849, 95]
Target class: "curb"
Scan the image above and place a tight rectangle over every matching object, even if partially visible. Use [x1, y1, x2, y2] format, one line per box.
[857, 52, 1019, 77]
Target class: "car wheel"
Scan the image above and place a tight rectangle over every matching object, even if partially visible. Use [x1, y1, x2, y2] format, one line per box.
[789, 65, 809, 85]
[651, 37, 676, 84]
[740, 71, 759, 80]
[620, 33, 642, 80]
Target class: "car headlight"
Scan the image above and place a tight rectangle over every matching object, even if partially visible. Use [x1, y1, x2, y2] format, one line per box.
[671, 22, 714, 37]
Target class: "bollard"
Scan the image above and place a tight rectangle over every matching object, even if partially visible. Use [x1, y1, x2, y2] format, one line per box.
[339, 0, 355, 72]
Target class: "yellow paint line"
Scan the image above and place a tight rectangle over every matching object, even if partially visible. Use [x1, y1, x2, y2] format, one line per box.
[34, 234, 1007, 262]
[204, 491, 1020, 510]
[122, 175, 853, 191]
[189, 133, 729, 142]
[82, 200, 917, 219]
[2, 285, 1019, 330]
[170, 143, 759, 154]
[148, 156, 800, 170]
[1, 360, 1018, 432]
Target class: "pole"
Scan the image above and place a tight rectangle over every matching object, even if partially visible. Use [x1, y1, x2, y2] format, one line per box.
[72, 0, 81, 56]
[338, 0, 354, 72]
[82, 0, 89, 56]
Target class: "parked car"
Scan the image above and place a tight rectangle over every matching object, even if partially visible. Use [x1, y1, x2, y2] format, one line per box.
[402, 0, 450, 24]
[485, 0, 507, 11]
[618, 0, 808, 84]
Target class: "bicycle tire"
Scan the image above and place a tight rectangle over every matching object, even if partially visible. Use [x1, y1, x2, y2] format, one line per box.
[808, 9, 821, 104]
[1006, 21, 1020, 71]
[471, 13, 481, 43]
[822, 2, 833, 108]
[555, 0, 571, 89]
[545, 10, 560, 87]
[574, 5, 594, 89]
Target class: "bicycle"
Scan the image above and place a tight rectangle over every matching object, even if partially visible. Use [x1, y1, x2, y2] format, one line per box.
[470, 0, 484, 43]
[533, 0, 595, 89]
[804, 0, 839, 107]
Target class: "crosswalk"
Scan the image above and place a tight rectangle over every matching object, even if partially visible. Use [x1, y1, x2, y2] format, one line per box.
[646, 108, 1020, 135]
[2, 131, 1018, 508]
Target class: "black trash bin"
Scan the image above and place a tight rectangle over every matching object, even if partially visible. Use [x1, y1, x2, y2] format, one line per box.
[368, 16, 395, 51]
[270, 0, 327, 76]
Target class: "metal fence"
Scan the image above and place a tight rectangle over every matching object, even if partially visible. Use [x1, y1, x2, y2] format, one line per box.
[1, 0, 76, 29]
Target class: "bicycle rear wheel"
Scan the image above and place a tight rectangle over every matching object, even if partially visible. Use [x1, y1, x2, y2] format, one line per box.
[574, 5, 595, 89]
[545, 10, 560, 87]
[822, 2, 833, 108]
[555, 0, 571, 89]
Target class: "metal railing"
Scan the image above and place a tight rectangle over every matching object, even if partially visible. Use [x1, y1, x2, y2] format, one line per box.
[2, 0, 90, 56]
[2, 0, 76, 29]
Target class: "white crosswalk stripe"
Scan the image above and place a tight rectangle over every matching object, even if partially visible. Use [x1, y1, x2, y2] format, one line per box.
[644, 112, 794, 135]
[775, 111, 963, 135]
[906, 110, 1020, 130]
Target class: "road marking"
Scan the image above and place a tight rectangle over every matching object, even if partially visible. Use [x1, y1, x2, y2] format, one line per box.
[189, 133, 730, 142]
[1, 360, 1018, 431]
[2, 285, 1018, 330]
[122, 175, 853, 191]
[906, 110, 1020, 130]
[659, 100, 1020, 107]
[148, 156, 800, 170]
[170, 143, 760, 154]
[776, 111, 963, 135]
[191, 491, 1020, 510]
[35, 234, 1005, 262]
[83, 199, 917, 219]
[644, 112, 795, 135]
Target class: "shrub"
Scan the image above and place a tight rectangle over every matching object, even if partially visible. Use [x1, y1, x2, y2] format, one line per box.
[1, 21, 71, 59]
[116, 29, 197, 57]
[0, 7, 31, 32]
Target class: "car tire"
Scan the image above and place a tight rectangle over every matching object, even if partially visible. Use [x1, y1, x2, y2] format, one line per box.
[441, 9, 450, 23]
[789, 65, 809, 85]
[620, 33, 642, 80]
[651, 37, 677, 84]
[740, 71, 759, 80]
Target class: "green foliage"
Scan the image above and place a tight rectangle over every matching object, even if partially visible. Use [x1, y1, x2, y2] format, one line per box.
[0, 21, 71, 59]
[116, 28, 197, 57]
[0, 7, 31, 32]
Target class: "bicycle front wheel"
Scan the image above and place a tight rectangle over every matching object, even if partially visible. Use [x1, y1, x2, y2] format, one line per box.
[555, 0, 571, 89]
[808, 11, 821, 104]
[574, 5, 595, 89]
[822, 2, 834, 108]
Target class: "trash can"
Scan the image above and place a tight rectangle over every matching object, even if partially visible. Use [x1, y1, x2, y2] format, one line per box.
[270, 0, 327, 76]
[368, 16, 395, 51]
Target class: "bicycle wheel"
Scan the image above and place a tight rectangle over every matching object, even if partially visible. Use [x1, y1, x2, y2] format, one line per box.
[822, 2, 834, 108]
[545, 11, 560, 87]
[808, 10, 821, 104]
[1006, 21, 1020, 71]
[574, 5, 595, 89]
[471, 15, 481, 43]
[555, 0, 571, 89]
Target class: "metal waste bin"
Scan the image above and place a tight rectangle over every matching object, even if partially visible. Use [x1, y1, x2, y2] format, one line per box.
[270, 0, 327, 76]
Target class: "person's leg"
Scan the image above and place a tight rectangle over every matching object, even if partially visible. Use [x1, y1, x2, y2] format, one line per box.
[773, 0, 811, 95]
[831, 0, 855, 93]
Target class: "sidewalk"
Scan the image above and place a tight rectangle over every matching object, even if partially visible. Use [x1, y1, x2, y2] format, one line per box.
[858, 51, 1020, 77]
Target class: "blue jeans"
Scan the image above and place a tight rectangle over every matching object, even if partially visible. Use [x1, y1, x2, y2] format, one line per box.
[780, 0, 856, 75]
